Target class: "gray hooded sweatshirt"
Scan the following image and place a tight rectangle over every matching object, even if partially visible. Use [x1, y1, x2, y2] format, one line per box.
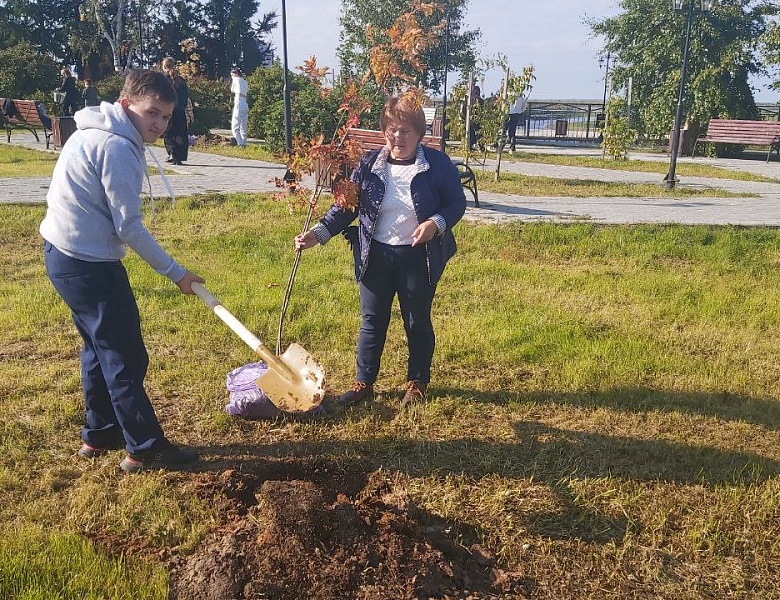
[40, 102, 186, 283]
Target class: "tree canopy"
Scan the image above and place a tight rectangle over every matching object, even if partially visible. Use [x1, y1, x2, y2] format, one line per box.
[337, 0, 479, 94]
[590, 0, 779, 140]
[761, 18, 780, 90]
[0, 0, 277, 79]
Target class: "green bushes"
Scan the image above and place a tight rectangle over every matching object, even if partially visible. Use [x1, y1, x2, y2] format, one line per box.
[187, 75, 232, 135]
[601, 97, 636, 160]
[247, 64, 385, 152]
[0, 42, 59, 100]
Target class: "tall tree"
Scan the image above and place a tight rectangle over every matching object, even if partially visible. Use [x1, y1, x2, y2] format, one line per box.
[197, 0, 275, 78]
[760, 18, 780, 91]
[338, 0, 478, 94]
[76, 0, 132, 72]
[148, 0, 204, 66]
[1, 0, 82, 62]
[590, 0, 778, 141]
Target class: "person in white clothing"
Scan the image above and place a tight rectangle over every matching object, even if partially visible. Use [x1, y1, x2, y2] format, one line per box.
[230, 67, 248, 147]
[505, 95, 528, 152]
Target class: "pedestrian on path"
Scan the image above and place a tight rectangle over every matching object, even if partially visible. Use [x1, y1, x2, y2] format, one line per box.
[83, 80, 99, 108]
[230, 67, 249, 147]
[161, 57, 190, 165]
[505, 95, 528, 152]
[58, 68, 81, 116]
[39, 68, 203, 473]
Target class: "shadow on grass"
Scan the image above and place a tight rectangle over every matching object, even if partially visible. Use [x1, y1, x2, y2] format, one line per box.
[479, 386, 780, 435]
[189, 392, 780, 545]
[196, 387, 780, 490]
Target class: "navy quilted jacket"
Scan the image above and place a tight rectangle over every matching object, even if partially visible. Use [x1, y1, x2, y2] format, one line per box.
[318, 144, 467, 285]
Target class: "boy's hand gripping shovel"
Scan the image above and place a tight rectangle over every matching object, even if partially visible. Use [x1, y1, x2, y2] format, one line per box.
[192, 282, 325, 413]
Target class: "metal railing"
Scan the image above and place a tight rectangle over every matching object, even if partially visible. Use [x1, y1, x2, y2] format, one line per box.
[757, 102, 780, 122]
[517, 101, 605, 142]
[432, 98, 780, 144]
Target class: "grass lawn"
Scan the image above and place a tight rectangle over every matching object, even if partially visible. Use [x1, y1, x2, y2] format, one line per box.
[0, 144, 169, 178]
[452, 148, 779, 183]
[1, 194, 780, 598]
[472, 169, 749, 197]
[0, 145, 58, 177]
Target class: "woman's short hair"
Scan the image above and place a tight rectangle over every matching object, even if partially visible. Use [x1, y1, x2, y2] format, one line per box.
[120, 69, 177, 105]
[161, 57, 176, 72]
[380, 95, 426, 138]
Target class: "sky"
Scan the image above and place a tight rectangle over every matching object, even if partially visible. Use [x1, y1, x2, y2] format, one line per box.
[266, 0, 777, 103]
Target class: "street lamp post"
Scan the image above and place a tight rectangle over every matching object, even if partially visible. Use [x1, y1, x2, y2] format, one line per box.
[599, 51, 611, 115]
[664, 0, 715, 190]
[440, 5, 458, 153]
[280, 0, 295, 186]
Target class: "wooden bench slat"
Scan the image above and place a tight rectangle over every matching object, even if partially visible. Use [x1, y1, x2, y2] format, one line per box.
[693, 119, 780, 162]
[2, 98, 52, 148]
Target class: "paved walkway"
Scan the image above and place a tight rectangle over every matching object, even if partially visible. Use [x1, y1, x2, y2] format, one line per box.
[2, 131, 780, 225]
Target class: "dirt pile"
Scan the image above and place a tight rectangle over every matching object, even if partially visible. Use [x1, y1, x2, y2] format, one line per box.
[195, 133, 235, 147]
[169, 470, 530, 599]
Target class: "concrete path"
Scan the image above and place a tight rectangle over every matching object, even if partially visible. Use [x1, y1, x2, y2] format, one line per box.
[2, 131, 780, 226]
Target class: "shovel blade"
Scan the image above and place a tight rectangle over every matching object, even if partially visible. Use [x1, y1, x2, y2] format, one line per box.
[256, 343, 326, 413]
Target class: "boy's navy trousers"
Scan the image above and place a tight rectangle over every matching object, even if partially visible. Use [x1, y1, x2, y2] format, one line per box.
[44, 241, 165, 454]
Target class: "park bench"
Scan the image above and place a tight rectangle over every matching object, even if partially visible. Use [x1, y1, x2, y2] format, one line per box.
[692, 118, 780, 162]
[1, 98, 53, 148]
[344, 127, 479, 207]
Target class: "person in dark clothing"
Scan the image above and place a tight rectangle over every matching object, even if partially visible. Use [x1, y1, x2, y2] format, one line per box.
[59, 68, 81, 116]
[460, 85, 484, 151]
[161, 57, 190, 165]
[83, 80, 100, 107]
[504, 95, 527, 152]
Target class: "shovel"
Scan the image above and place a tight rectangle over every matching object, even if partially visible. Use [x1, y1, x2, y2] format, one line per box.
[192, 282, 326, 413]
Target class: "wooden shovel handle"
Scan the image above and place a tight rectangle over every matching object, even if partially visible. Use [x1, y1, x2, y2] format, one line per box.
[191, 282, 294, 380]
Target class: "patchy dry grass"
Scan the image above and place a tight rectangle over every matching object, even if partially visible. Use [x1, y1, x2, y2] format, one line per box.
[453, 148, 779, 183]
[0, 144, 58, 177]
[2, 196, 780, 598]
[471, 169, 750, 197]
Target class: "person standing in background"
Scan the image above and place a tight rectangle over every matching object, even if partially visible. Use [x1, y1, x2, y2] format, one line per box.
[461, 85, 483, 151]
[83, 80, 99, 107]
[161, 57, 190, 165]
[230, 67, 248, 147]
[505, 94, 528, 153]
[58, 68, 81, 116]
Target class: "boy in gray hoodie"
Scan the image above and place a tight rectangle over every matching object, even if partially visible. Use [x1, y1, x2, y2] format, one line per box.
[40, 69, 203, 473]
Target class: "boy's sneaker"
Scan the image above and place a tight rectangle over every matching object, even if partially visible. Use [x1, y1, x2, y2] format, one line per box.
[119, 440, 199, 473]
[78, 440, 125, 459]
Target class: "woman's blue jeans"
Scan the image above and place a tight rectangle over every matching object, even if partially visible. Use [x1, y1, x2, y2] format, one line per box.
[44, 241, 164, 453]
[356, 240, 437, 385]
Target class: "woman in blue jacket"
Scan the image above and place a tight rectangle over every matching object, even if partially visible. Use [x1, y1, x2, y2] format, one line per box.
[295, 94, 467, 407]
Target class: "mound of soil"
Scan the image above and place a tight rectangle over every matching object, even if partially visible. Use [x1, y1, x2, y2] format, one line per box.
[169, 469, 530, 599]
[195, 133, 235, 147]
